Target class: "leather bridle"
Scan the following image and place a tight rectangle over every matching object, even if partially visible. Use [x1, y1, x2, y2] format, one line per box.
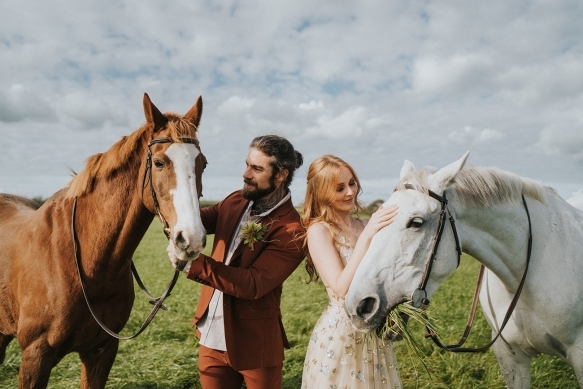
[71, 135, 203, 340]
[398, 183, 533, 353]
[143, 136, 203, 238]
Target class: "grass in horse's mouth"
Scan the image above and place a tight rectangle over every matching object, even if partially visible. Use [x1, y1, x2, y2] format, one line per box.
[372, 303, 441, 371]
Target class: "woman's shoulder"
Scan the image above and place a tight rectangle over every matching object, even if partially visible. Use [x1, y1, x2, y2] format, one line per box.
[307, 221, 332, 234]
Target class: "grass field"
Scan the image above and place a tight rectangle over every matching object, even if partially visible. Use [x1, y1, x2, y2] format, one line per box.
[0, 220, 578, 388]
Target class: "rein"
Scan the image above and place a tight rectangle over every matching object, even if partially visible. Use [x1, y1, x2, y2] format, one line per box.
[71, 136, 199, 340]
[402, 184, 533, 353]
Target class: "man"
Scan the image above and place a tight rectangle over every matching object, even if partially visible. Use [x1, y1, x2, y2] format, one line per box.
[168, 135, 305, 389]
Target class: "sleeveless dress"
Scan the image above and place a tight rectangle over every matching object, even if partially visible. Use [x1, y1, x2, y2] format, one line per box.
[301, 234, 402, 389]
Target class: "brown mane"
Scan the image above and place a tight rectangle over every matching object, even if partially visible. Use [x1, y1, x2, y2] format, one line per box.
[65, 112, 199, 198]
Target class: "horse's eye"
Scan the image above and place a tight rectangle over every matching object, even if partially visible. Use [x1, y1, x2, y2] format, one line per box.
[154, 159, 164, 169]
[407, 217, 423, 229]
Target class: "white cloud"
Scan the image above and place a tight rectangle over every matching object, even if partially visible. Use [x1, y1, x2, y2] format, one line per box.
[57, 93, 128, 130]
[0, 85, 56, 122]
[304, 106, 368, 139]
[539, 124, 583, 159]
[449, 126, 504, 144]
[0, 0, 582, 200]
[298, 100, 324, 112]
[217, 96, 256, 116]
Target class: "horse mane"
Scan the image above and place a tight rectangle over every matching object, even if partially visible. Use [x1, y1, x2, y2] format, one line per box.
[396, 165, 549, 208]
[65, 113, 198, 198]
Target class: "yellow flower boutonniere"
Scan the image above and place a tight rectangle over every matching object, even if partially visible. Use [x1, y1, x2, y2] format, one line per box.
[240, 220, 268, 251]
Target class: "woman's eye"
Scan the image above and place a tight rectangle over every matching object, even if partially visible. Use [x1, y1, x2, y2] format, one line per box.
[407, 217, 423, 229]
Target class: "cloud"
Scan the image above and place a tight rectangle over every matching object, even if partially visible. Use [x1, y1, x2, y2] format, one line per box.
[1, 0, 583, 200]
[449, 126, 504, 145]
[57, 93, 128, 130]
[217, 96, 256, 116]
[412, 54, 495, 95]
[539, 124, 583, 160]
[304, 106, 369, 139]
[0, 85, 56, 123]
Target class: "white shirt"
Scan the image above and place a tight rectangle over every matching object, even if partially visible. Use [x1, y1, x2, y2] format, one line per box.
[197, 191, 291, 351]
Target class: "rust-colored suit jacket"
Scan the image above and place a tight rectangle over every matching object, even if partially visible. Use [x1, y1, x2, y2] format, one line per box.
[186, 190, 305, 371]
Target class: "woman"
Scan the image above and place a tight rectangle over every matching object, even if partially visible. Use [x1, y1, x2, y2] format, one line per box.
[301, 155, 401, 389]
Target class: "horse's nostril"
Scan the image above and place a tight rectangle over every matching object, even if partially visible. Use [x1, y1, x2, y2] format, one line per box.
[356, 297, 378, 318]
[202, 235, 207, 248]
[175, 231, 188, 250]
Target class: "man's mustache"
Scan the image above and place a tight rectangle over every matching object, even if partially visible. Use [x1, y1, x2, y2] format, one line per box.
[243, 178, 257, 187]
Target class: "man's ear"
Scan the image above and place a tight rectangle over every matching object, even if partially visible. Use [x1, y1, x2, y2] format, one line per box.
[275, 169, 289, 185]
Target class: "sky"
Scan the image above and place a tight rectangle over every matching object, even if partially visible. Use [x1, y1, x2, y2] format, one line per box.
[1, 0, 582, 205]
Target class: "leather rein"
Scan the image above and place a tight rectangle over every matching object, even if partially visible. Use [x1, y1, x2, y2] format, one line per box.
[402, 183, 533, 352]
[71, 136, 200, 340]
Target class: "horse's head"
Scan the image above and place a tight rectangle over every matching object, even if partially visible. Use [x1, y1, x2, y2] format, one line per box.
[142, 93, 207, 261]
[344, 152, 469, 333]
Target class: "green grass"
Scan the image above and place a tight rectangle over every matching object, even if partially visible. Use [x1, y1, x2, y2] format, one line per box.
[0, 220, 578, 388]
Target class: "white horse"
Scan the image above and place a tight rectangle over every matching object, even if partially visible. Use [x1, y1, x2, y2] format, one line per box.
[344, 152, 583, 389]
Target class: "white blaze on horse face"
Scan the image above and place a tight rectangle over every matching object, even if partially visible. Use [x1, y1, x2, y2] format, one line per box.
[166, 143, 206, 258]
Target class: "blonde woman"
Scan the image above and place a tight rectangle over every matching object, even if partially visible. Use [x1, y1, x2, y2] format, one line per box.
[301, 155, 402, 389]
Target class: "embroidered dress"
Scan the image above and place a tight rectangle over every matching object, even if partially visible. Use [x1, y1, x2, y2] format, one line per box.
[302, 234, 402, 389]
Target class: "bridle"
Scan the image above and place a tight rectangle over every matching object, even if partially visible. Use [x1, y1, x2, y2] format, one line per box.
[143, 136, 203, 238]
[71, 135, 203, 340]
[400, 183, 533, 353]
[407, 183, 462, 310]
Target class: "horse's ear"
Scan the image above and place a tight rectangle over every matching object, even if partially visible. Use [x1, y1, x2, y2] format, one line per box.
[143, 93, 168, 132]
[429, 151, 470, 192]
[184, 96, 203, 127]
[400, 160, 416, 179]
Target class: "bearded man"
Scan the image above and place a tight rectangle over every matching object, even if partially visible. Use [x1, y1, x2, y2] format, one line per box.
[168, 135, 305, 389]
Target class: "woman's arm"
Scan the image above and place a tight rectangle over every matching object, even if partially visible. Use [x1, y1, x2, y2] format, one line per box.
[308, 204, 398, 299]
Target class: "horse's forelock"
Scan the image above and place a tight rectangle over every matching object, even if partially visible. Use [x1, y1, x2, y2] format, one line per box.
[394, 166, 548, 208]
[164, 113, 199, 146]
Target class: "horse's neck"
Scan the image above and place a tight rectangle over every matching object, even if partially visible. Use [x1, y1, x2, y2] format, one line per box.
[454, 199, 531, 290]
[74, 171, 153, 276]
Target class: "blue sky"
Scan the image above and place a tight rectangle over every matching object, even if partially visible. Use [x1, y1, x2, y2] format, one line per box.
[1, 0, 582, 203]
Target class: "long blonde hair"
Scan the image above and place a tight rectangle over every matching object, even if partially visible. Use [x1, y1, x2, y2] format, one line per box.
[301, 155, 364, 283]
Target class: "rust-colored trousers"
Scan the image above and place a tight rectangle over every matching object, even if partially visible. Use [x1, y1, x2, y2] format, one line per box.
[198, 345, 283, 389]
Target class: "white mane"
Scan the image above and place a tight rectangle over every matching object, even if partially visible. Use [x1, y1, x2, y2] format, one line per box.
[395, 165, 549, 209]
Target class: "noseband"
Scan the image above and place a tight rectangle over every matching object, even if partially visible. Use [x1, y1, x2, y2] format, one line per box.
[398, 183, 533, 352]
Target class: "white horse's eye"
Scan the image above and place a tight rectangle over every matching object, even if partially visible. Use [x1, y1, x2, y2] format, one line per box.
[154, 159, 165, 169]
[407, 217, 423, 229]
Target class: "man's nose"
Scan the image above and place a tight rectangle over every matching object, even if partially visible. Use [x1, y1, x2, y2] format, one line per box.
[243, 166, 252, 179]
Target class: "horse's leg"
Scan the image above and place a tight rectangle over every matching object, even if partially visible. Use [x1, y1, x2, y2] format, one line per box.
[79, 338, 119, 389]
[0, 333, 14, 363]
[18, 339, 59, 389]
[492, 339, 532, 389]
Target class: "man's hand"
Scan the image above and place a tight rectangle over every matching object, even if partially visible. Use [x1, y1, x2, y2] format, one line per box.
[166, 240, 195, 273]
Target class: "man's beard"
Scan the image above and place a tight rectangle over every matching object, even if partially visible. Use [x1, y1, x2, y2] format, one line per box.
[242, 177, 277, 202]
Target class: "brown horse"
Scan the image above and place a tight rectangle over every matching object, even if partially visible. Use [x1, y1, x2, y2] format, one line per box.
[0, 93, 207, 388]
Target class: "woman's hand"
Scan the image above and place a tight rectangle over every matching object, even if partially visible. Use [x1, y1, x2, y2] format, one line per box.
[362, 204, 398, 239]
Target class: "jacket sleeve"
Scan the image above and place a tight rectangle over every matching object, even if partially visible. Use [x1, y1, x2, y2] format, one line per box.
[200, 201, 220, 235]
[186, 219, 305, 300]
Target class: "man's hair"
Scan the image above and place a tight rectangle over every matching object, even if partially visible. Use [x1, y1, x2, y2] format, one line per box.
[249, 135, 303, 188]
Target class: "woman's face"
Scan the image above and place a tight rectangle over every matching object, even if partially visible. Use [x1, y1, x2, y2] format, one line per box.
[331, 166, 358, 213]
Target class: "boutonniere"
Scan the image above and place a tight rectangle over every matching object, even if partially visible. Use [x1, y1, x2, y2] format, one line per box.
[240, 220, 268, 251]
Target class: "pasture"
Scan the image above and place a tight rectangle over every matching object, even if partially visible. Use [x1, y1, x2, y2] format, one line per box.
[0, 219, 577, 388]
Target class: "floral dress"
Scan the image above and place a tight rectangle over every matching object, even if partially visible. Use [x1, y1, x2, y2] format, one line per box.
[302, 234, 402, 389]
